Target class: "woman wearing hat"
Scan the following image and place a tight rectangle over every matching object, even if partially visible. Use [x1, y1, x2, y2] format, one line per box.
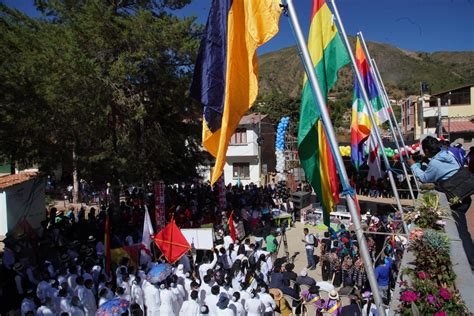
[301, 285, 324, 315]
[361, 291, 377, 316]
[323, 290, 342, 315]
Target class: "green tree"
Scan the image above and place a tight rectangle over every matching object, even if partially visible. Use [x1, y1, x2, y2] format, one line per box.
[0, 1, 204, 203]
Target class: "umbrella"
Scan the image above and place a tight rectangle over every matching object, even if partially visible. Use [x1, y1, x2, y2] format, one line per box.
[146, 263, 173, 284]
[96, 298, 129, 316]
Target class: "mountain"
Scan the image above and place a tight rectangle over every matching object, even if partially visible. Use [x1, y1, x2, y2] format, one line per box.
[258, 37, 474, 100]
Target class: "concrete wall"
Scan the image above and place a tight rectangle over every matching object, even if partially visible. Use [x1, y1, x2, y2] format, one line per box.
[447, 104, 474, 117]
[226, 128, 259, 157]
[0, 191, 7, 236]
[0, 177, 45, 236]
[223, 156, 260, 186]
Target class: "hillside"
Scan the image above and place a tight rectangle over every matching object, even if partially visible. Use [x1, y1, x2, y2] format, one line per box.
[258, 37, 474, 100]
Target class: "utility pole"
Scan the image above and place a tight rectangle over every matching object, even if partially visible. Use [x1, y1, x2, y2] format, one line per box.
[258, 112, 262, 186]
[419, 96, 424, 137]
[437, 97, 442, 137]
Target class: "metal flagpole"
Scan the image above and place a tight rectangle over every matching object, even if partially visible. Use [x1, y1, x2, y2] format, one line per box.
[329, 0, 409, 236]
[370, 58, 422, 192]
[281, 1, 386, 314]
[357, 32, 416, 202]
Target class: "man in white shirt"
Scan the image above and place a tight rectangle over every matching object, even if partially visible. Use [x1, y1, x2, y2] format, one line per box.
[204, 285, 220, 316]
[179, 290, 200, 316]
[198, 249, 218, 283]
[81, 280, 97, 316]
[258, 286, 276, 316]
[216, 295, 235, 316]
[21, 289, 36, 316]
[131, 277, 145, 312]
[36, 297, 55, 316]
[302, 228, 317, 270]
[142, 279, 160, 316]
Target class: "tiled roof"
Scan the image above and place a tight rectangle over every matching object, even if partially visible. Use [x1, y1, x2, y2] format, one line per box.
[239, 113, 268, 125]
[0, 172, 38, 190]
[442, 117, 474, 133]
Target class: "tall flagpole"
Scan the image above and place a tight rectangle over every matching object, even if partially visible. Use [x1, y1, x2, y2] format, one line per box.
[371, 57, 421, 192]
[329, 0, 408, 236]
[357, 32, 416, 202]
[281, 1, 385, 314]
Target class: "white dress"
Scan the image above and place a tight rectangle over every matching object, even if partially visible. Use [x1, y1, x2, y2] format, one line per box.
[131, 282, 145, 312]
[229, 300, 245, 316]
[244, 297, 264, 316]
[259, 292, 276, 313]
[204, 293, 219, 316]
[143, 281, 161, 316]
[159, 288, 177, 316]
[179, 299, 200, 316]
[81, 288, 97, 316]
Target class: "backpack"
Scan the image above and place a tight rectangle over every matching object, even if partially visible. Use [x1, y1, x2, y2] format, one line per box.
[436, 167, 474, 202]
[447, 146, 466, 167]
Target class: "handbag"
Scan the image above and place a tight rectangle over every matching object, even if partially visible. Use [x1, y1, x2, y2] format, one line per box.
[436, 167, 474, 201]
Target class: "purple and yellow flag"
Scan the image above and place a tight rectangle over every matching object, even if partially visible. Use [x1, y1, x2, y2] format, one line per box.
[350, 38, 387, 170]
[191, 0, 281, 185]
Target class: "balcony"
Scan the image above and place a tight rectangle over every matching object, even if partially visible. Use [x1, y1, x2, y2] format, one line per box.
[423, 106, 448, 118]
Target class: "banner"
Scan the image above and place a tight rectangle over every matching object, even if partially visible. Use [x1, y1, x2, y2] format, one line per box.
[154, 181, 166, 231]
[181, 228, 214, 250]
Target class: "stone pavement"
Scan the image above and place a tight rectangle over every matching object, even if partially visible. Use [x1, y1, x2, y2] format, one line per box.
[272, 220, 325, 281]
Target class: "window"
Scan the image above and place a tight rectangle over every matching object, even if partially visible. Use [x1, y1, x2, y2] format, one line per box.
[233, 163, 250, 179]
[230, 128, 247, 144]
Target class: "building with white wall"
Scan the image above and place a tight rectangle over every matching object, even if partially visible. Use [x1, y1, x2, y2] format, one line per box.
[200, 113, 276, 186]
[0, 172, 45, 236]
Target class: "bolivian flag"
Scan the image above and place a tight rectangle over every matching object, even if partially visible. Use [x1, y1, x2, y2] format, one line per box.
[191, 0, 281, 185]
[298, 0, 349, 225]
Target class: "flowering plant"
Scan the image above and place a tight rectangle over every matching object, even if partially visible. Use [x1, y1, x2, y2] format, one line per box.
[398, 275, 468, 315]
[398, 225, 468, 315]
[405, 192, 447, 229]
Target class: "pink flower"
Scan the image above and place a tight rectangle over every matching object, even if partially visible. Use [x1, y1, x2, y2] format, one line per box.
[417, 271, 429, 279]
[439, 288, 452, 300]
[434, 311, 447, 316]
[400, 290, 418, 302]
[426, 294, 436, 304]
[409, 228, 424, 240]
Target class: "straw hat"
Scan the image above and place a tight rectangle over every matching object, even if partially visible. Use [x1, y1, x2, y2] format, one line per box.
[269, 288, 283, 301]
[329, 290, 339, 300]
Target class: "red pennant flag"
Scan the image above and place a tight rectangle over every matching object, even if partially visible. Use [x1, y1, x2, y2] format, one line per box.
[153, 218, 190, 264]
[228, 211, 237, 242]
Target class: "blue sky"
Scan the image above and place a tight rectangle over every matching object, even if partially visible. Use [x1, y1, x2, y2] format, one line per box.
[4, 0, 474, 54]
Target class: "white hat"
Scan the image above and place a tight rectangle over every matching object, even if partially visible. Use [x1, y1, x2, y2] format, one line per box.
[329, 290, 339, 300]
[300, 268, 308, 277]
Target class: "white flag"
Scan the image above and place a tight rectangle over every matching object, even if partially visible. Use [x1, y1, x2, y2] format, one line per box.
[141, 206, 154, 256]
[367, 133, 383, 181]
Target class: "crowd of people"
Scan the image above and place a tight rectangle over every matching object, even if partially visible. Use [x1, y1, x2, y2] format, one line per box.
[0, 176, 409, 316]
